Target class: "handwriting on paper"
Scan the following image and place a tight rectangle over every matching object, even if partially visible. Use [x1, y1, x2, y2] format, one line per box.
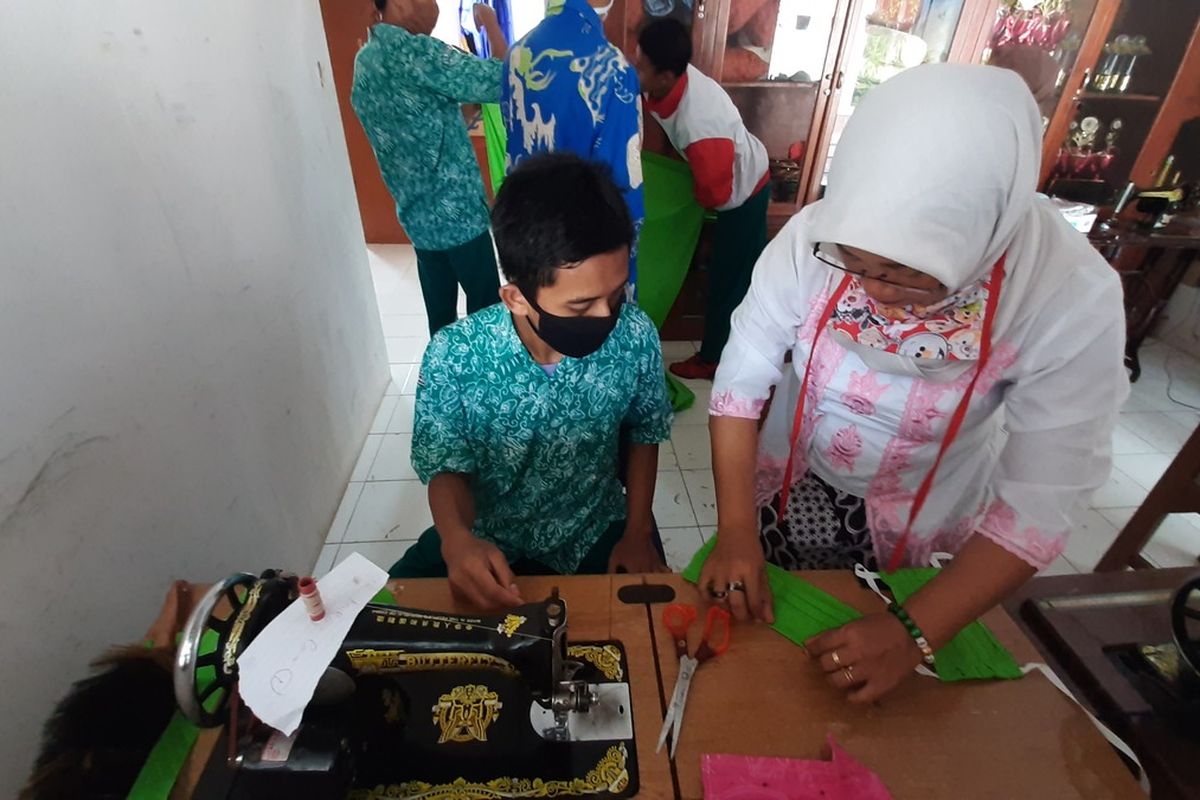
[237, 553, 387, 734]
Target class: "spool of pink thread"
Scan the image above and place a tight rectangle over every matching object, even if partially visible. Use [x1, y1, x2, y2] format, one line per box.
[298, 576, 325, 621]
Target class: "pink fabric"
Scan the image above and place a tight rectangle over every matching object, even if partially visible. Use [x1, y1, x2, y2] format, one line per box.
[864, 343, 1018, 565]
[701, 737, 892, 800]
[843, 370, 890, 416]
[976, 497, 1066, 569]
[710, 390, 766, 419]
[825, 425, 863, 472]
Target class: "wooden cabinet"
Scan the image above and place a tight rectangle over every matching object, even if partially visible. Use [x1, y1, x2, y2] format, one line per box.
[621, 0, 1000, 232]
[1002, 0, 1200, 200]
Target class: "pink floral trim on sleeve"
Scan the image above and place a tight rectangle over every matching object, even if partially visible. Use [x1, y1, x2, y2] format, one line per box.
[975, 498, 1066, 569]
[709, 390, 765, 419]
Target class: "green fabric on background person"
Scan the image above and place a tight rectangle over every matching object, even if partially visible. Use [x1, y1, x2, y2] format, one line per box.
[482, 102, 507, 194]
[882, 568, 1024, 681]
[388, 519, 664, 578]
[414, 230, 502, 336]
[698, 185, 769, 363]
[682, 538, 862, 647]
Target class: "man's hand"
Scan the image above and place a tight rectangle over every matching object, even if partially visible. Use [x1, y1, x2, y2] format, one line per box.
[472, 3, 498, 31]
[805, 612, 922, 704]
[607, 529, 668, 574]
[697, 530, 774, 623]
[441, 532, 523, 610]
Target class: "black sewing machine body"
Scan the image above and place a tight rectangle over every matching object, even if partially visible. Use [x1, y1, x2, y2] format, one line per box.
[175, 571, 638, 799]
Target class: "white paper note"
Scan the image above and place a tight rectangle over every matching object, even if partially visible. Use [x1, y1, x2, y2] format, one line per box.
[237, 552, 387, 734]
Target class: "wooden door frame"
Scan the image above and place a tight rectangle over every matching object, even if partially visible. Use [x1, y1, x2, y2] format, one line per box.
[799, 0, 864, 205]
[1038, 0, 1123, 187]
[802, 0, 1008, 205]
[691, 0, 730, 80]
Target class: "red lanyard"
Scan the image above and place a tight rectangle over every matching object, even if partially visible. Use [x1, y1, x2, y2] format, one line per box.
[777, 256, 1007, 572]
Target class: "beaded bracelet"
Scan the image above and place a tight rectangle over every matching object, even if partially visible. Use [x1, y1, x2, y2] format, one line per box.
[888, 602, 936, 668]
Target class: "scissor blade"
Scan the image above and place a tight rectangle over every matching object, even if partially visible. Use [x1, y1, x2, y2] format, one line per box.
[667, 658, 698, 759]
[656, 656, 691, 754]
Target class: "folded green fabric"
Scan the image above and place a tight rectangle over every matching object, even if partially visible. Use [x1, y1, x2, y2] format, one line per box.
[882, 568, 1023, 681]
[683, 541, 1023, 680]
[682, 538, 861, 647]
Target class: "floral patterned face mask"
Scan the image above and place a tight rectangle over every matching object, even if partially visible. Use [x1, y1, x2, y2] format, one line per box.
[828, 272, 995, 361]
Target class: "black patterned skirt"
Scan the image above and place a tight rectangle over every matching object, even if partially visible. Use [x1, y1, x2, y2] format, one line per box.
[759, 471, 878, 571]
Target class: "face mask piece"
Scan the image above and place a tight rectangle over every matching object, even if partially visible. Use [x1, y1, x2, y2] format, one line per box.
[526, 293, 621, 359]
[683, 539, 862, 646]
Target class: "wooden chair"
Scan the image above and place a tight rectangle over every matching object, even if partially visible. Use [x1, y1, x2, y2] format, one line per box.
[1096, 420, 1200, 571]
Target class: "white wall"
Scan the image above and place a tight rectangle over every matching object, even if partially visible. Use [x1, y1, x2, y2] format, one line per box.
[0, 1, 387, 789]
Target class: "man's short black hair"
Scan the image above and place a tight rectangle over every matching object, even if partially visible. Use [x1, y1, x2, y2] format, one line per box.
[492, 153, 633, 297]
[638, 18, 692, 77]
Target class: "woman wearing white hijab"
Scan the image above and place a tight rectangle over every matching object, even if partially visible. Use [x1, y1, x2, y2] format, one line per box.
[700, 64, 1128, 702]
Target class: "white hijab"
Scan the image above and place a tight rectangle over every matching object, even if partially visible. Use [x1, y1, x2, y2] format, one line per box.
[807, 63, 1094, 345]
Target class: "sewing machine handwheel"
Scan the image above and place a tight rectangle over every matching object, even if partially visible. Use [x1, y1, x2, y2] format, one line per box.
[174, 572, 258, 727]
[1170, 576, 1200, 677]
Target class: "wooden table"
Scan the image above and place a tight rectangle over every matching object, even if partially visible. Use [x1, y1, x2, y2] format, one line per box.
[1004, 568, 1200, 800]
[180, 573, 1144, 799]
[1088, 222, 1200, 382]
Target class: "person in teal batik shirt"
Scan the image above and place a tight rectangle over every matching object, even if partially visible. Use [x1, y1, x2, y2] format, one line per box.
[390, 155, 673, 607]
[352, 0, 508, 334]
[501, 0, 645, 294]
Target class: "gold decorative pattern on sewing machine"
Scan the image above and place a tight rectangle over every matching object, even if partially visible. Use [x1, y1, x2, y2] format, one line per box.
[346, 648, 519, 676]
[497, 614, 527, 638]
[566, 644, 624, 681]
[222, 582, 264, 675]
[431, 684, 503, 744]
[371, 608, 487, 631]
[350, 743, 630, 799]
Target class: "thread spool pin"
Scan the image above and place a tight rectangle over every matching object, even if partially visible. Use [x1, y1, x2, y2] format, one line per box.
[298, 576, 325, 622]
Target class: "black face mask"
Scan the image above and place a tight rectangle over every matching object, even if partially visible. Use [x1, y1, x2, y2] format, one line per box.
[526, 293, 623, 359]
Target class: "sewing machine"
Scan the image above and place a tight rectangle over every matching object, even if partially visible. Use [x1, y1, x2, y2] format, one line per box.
[173, 570, 639, 799]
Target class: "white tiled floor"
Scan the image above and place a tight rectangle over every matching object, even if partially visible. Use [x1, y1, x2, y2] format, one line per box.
[320, 244, 1200, 577]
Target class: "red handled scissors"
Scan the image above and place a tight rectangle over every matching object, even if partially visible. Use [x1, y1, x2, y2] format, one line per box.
[656, 603, 732, 758]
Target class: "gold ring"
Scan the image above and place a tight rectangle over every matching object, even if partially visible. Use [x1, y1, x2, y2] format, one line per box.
[842, 666, 855, 685]
[831, 650, 842, 667]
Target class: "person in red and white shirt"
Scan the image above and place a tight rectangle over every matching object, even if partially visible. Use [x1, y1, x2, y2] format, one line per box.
[637, 17, 770, 380]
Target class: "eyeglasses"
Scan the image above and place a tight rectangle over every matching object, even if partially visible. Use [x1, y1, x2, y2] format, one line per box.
[811, 244, 945, 298]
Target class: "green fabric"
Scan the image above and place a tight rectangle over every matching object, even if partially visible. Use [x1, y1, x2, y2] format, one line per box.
[666, 372, 695, 412]
[635, 152, 706, 329]
[699, 186, 769, 362]
[351, 24, 502, 251]
[413, 304, 672, 573]
[414, 230, 502, 336]
[126, 713, 199, 799]
[883, 568, 1024, 682]
[481, 103, 508, 195]
[682, 541, 1024, 681]
[682, 538, 862, 647]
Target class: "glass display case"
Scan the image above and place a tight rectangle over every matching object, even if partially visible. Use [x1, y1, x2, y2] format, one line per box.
[1029, 0, 1200, 204]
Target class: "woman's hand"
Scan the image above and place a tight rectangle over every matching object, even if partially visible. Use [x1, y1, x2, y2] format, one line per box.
[805, 612, 922, 703]
[472, 2, 498, 30]
[698, 531, 774, 623]
[607, 530, 668, 574]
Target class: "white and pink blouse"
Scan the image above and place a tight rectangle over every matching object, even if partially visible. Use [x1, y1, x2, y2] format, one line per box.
[710, 211, 1130, 571]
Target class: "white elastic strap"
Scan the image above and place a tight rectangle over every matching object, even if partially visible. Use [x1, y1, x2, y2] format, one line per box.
[854, 563, 892, 605]
[929, 552, 954, 569]
[1021, 663, 1149, 794]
